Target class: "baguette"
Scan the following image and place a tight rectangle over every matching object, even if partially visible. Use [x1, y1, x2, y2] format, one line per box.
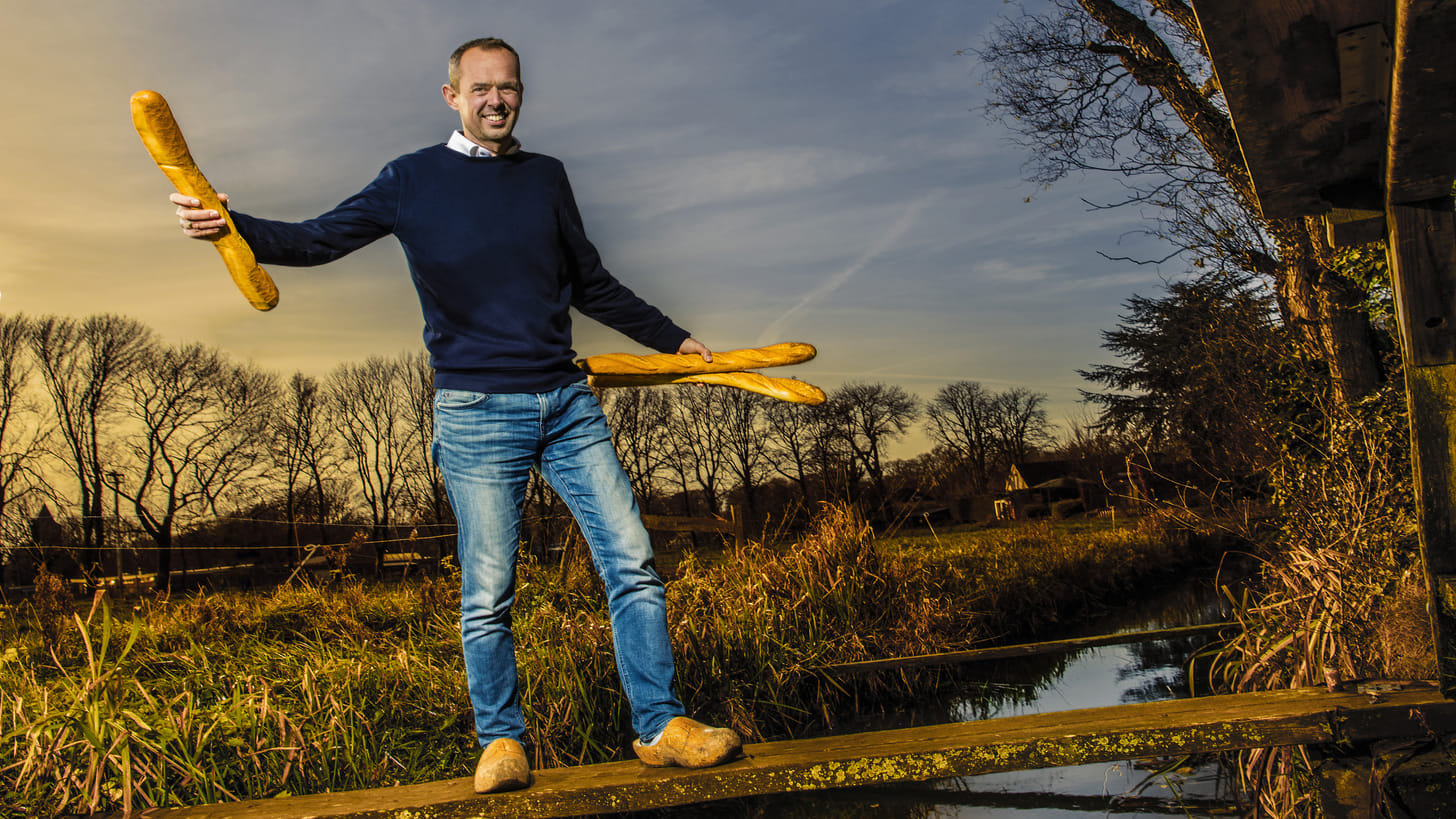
[130, 90, 279, 311]
[587, 372, 826, 405]
[578, 342, 816, 376]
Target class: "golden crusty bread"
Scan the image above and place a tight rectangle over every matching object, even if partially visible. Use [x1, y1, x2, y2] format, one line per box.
[587, 372, 826, 405]
[578, 342, 816, 376]
[130, 90, 279, 312]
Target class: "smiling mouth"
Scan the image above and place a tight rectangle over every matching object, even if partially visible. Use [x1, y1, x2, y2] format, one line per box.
[484, 110, 509, 125]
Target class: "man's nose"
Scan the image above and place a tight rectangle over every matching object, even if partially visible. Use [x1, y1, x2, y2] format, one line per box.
[485, 88, 503, 107]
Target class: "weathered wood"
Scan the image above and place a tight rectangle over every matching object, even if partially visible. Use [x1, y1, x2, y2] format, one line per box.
[132, 685, 1456, 819]
[1385, 747, 1456, 817]
[1388, 200, 1456, 366]
[1325, 207, 1386, 248]
[641, 510, 746, 548]
[1313, 756, 1378, 819]
[816, 622, 1233, 676]
[1191, 0, 1389, 220]
[1386, 0, 1456, 203]
[1398, 364, 1456, 695]
[1387, 199, 1456, 697]
[639, 513, 735, 535]
[811, 783, 1241, 814]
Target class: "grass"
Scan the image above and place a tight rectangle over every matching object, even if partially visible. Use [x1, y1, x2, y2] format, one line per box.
[1203, 384, 1435, 819]
[1, 504, 1218, 816]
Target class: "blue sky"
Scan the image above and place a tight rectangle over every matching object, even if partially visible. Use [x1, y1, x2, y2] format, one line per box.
[1, 0, 1171, 455]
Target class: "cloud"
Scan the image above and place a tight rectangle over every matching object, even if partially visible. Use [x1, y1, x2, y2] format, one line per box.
[756, 191, 940, 345]
[596, 149, 891, 219]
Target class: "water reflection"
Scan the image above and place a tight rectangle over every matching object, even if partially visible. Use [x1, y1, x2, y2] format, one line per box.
[633, 566, 1248, 817]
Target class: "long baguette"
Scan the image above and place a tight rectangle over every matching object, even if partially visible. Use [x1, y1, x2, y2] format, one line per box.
[578, 342, 816, 376]
[130, 90, 279, 311]
[587, 372, 826, 405]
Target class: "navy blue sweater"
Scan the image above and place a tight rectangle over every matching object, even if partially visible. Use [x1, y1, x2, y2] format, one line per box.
[232, 145, 690, 393]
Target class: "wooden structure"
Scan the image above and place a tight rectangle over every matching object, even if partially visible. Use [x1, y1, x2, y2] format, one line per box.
[128, 684, 1456, 819]
[1189, 0, 1456, 694]
[817, 622, 1231, 676]
[641, 510, 746, 548]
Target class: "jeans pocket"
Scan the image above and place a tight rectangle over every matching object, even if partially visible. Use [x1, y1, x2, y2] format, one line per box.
[434, 388, 491, 409]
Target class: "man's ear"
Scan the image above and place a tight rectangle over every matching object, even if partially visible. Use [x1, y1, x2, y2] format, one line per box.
[442, 83, 461, 111]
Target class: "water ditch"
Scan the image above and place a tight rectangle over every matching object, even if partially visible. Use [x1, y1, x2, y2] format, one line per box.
[644, 560, 1251, 817]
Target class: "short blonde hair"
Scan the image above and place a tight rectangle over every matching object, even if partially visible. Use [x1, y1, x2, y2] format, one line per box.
[448, 37, 521, 90]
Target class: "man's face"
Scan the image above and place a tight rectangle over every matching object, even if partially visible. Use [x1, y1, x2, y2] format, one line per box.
[443, 47, 522, 153]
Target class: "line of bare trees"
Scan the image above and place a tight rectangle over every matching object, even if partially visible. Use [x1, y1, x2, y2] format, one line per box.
[1, 312, 1055, 591]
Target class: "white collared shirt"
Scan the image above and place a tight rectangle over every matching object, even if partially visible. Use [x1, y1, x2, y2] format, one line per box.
[446, 130, 520, 157]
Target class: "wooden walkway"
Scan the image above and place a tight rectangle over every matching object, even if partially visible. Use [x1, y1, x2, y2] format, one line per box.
[817, 622, 1232, 675]
[138, 683, 1455, 819]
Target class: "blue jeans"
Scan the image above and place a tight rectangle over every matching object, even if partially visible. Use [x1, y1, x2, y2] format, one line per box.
[432, 381, 684, 747]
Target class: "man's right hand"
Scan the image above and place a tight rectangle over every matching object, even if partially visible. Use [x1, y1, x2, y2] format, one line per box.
[171, 191, 230, 239]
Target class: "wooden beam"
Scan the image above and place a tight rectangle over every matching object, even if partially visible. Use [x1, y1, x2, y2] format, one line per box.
[1388, 201, 1456, 366]
[129, 686, 1456, 819]
[1384, 0, 1456, 702]
[1386, 0, 1456, 203]
[817, 622, 1233, 676]
[1389, 198, 1456, 696]
[1191, 0, 1389, 219]
[1325, 206, 1387, 247]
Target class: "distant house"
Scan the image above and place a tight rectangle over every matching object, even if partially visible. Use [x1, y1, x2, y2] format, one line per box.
[1005, 461, 1109, 520]
[1005, 460, 1079, 493]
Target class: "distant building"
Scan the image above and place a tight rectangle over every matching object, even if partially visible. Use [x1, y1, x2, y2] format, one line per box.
[1005, 461, 1109, 520]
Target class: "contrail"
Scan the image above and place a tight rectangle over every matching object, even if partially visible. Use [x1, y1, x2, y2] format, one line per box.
[757, 192, 937, 345]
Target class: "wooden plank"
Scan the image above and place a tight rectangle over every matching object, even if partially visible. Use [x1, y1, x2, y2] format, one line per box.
[1324, 207, 1387, 247]
[1388, 200, 1456, 366]
[639, 513, 734, 534]
[1191, 0, 1389, 219]
[817, 622, 1234, 676]
[131, 685, 1456, 819]
[1386, 0, 1456, 203]
[1389, 199, 1456, 695]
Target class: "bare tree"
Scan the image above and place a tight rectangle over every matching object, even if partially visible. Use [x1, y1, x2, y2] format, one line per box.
[810, 400, 862, 503]
[763, 399, 822, 501]
[831, 382, 921, 500]
[0, 314, 53, 563]
[599, 385, 674, 511]
[718, 390, 772, 516]
[981, 0, 1381, 402]
[663, 384, 729, 516]
[119, 342, 279, 591]
[327, 353, 422, 574]
[990, 387, 1053, 471]
[28, 314, 154, 586]
[925, 381, 996, 492]
[269, 372, 341, 559]
[399, 351, 448, 527]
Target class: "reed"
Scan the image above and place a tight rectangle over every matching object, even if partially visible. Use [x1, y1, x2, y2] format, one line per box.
[1205, 384, 1431, 818]
[1, 505, 1206, 816]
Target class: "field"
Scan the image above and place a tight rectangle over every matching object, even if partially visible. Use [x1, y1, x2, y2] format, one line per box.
[0, 506, 1225, 816]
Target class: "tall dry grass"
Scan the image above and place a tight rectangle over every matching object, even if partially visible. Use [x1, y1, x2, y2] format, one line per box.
[2, 504, 1209, 816]
[1206, 384, 1433, 818]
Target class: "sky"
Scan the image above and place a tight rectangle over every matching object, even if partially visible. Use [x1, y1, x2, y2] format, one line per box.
[1, 0, 1174, 457]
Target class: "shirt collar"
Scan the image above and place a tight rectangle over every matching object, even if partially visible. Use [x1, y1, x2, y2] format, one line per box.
[447, 130, 521, 157]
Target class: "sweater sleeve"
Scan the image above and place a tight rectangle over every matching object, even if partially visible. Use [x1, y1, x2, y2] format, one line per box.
[556, 166, 690, 354]
[231, 163, 402, 267]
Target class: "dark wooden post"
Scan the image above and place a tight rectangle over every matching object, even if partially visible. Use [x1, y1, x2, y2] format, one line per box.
[1387, 198, 1456, 695]
[1383, 0, 1456, 697]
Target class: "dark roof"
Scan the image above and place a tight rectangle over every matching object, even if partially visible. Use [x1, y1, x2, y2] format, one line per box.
[1012, 460, 1078, 487]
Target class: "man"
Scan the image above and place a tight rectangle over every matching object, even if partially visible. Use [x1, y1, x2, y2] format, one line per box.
[173, 36, 742, 794]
